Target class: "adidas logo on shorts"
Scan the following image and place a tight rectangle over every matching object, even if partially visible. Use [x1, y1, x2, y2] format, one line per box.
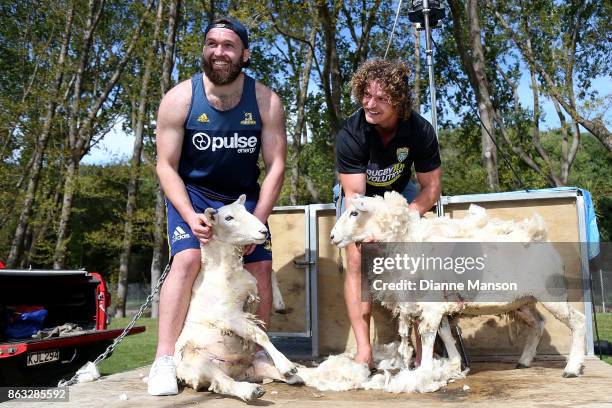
[172, 226, 190, 243]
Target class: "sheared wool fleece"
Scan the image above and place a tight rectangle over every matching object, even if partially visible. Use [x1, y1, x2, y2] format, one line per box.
[296, 342, 467, 393]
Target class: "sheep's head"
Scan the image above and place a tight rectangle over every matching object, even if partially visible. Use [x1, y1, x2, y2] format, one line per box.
[330, 192, 419, 247]
[330, 195, 385, 247]
[203, 194, 268, 246]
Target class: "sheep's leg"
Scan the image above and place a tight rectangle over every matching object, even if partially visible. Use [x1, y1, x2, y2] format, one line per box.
[418, 312, 443, 372]
[398, 314, 414, 368]
[206, 365, 266, 401]
[438, 315, 462, 372]
[513, 304, 544, 368]
[271, 270, 286, 313]
[176, 345, 264, 401]
[242, 355, 304, 385]
[540, 301, 585, 377]
[226, 318, 297, 377]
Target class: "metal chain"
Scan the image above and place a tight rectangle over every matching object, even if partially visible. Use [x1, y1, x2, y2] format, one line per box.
[58, 261, 172, 387]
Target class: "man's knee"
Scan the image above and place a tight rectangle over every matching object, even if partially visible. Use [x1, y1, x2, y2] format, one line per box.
[245, 262, 272, 290]
[170, 248, 201, 280]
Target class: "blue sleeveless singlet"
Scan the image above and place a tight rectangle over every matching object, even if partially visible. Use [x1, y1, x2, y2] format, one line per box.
[179, 73, 262, 200]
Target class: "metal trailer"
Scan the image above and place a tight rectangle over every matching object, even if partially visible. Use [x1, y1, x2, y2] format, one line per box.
[267, 188, 597, 359]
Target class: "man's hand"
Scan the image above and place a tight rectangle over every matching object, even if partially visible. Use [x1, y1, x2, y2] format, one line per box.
[187, 213, 213, 245]
[243, 244, 256, 256]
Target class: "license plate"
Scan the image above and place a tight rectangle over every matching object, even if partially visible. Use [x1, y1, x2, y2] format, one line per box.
[26, 349, 60, 366]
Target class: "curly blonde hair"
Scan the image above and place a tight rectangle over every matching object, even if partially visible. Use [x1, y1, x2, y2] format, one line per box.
[350, 59, 412, 120]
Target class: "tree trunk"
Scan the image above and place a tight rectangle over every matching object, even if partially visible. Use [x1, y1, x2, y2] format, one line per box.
[303, 175, 320, 203]
[150, 0, 181, 319]
[53, 1, 153, 268]
[341, 0, 381, 72]
[530, 68, 562, 186]
[491, 4, 611, 152]
[7, 1, 74, 267]
[318, 1, 342, 135]
[150, 187, 166, 319]
[289, 28, 316, 205]
[449, 0, 499, 191]
[22, 176, 64, 268]
[53, 0, 103, 269]
[53, 158, 79, 269]
[466, 0, 498, 191]
[116, 0, 165, 318]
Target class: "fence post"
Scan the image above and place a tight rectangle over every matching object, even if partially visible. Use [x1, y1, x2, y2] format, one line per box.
[600, 269, 606, 313]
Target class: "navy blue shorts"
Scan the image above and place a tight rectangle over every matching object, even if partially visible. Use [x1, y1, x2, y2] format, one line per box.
[166, 185, 272, 264]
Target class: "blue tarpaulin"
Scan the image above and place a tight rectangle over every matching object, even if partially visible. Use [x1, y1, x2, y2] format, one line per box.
[4, 309, 48, 339]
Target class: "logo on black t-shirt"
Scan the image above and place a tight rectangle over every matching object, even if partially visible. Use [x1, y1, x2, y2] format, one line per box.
[396, 147, 409, 163]
[367, 162, 406, 187]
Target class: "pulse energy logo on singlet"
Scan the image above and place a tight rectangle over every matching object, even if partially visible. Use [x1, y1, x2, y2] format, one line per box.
[192, 132, 258, 154]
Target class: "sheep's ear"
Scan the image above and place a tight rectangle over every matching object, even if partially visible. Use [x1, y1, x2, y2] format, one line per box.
[353, 196, 371, 212]
[235, 194, 246, 206]
[204, 208, 218, 224]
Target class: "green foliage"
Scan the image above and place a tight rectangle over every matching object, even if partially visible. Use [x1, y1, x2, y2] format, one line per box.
[97, 317, 158, 375]
[594, 313, 612, 366]
[0, 0, 610, 283]
[439, 126, 489, 195]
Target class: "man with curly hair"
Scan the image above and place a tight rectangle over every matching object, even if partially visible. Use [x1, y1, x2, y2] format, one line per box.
[335, 58, 442, 369]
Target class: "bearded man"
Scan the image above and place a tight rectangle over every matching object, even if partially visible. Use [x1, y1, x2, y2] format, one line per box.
[148, 16, 287, 396]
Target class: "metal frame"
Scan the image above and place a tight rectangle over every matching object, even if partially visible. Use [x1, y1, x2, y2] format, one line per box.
[441, 190, 580, 205]
[268, 205, 312, 339]
[307, 204, 336, 357]
[576, 194, 595, 356]
[442, 188, 594, 356]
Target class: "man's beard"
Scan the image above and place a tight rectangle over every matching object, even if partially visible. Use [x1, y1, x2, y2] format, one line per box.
[203, 57, 243, 85]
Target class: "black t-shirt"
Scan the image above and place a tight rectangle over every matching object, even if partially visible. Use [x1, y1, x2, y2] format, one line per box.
[336, 108, 441, 197]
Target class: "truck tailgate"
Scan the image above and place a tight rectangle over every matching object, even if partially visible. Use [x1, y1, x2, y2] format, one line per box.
[0, 326, 146, 386]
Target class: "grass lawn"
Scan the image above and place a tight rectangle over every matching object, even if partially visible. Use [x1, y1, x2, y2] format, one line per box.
[594, 313, 612, 365]
[97, 317, 158, 376]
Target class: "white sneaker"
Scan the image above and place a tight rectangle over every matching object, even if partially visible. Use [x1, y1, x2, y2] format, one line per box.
[147, 355, 178, 396]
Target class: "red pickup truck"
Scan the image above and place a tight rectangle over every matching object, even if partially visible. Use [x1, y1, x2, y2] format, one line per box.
[0, 268, 145, 386]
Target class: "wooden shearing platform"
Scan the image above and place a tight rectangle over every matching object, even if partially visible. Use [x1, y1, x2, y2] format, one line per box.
[5, 358, 611, 407]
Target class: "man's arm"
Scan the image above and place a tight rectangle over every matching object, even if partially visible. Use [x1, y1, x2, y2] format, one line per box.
[156, 80, 213, 244]
[338, 173, 366, 205]
[409, 167, 442, 215]
[252, 82, 287, 224]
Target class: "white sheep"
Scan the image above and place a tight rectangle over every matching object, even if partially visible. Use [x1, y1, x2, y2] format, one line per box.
[330, 191, 586, 379]
[174, 195, 301, 402]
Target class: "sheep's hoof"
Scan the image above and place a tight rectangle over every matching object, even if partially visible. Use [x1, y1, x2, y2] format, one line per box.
[285, 374, 304, 385]
[282, 366, 298, 376]
[562, 371, 578, 378]
[515, 363, 530, 369]
[251, 385, 266, 399]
